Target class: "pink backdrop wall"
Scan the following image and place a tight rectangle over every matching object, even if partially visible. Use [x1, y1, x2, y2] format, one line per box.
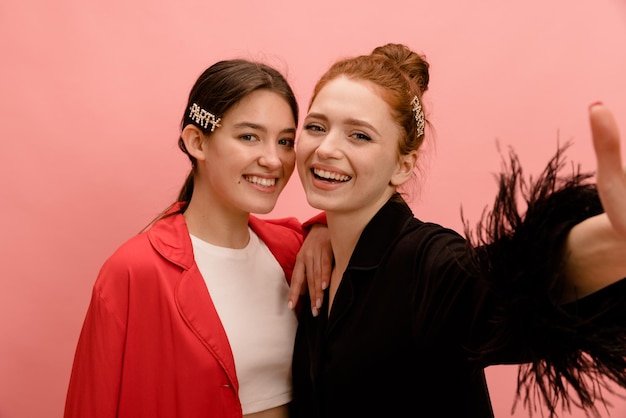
[2, 1, 626, 417]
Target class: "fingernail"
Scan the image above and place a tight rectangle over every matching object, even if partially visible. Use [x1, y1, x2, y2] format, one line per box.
[321, 281, 327, 290]
[589, 101, 603, 110]
[312, 307, 319, 317]
[316, 298, 322, 309]
[288, 301, 293, 310]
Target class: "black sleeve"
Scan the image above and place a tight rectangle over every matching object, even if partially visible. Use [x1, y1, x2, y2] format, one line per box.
[462, 143, 626, 417]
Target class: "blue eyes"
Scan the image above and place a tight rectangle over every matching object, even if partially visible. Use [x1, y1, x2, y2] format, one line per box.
[353, 132, 371, 141]
[239, 135, 294, 148]
[305, 124, 325, 132]
[304, 124, 371, 142]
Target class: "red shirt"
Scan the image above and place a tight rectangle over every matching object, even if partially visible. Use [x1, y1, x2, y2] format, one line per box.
[64, 208, 304, 418]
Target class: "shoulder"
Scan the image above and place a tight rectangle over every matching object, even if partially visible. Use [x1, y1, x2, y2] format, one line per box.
[403, 218, 466, 248]
[93, 228, 178, 296]
[250, 216, 304, 279]
[249, 216, 304, 245]
[94, 232, 152, 283]
[101, 232, 155, 272]
[391, 218, 469, 273]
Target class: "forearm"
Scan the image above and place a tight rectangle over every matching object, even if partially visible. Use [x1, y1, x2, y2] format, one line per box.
[563, 213, 626, 301]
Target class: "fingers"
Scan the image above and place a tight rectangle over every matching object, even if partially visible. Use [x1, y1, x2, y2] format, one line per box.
[590, 103, 621, 173]
[311, 232, 333, 317]
[317, 244, 332, 302]
[288, 259, 306, 311]
[589, 102, 626, 235]
[320, 246, 332, 293]
[290, 242, 323, 317]
[295, 243, 321, 317]
[290, 223, 333, 317]
[307, 264, 321, 317]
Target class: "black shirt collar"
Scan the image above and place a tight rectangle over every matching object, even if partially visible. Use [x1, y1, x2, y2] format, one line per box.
[347, 194, 416, 270]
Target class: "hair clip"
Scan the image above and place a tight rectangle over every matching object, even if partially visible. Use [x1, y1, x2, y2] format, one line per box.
[189, 103, 222, 132]
[411, 96, 425, 138]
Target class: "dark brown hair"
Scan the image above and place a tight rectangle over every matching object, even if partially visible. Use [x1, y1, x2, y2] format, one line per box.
[147, 59, 298, 228]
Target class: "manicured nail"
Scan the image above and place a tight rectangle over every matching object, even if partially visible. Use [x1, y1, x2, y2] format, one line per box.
[589, 101, 603, 110]
[321, 281, 328, 290]
[316, 298, 322, 309]
[312, 307, 319, 317]
[288, 301, 293, 310]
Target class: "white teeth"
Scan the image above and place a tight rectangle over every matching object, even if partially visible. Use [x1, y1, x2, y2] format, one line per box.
[245, 176, 276, 187]
[313, 168, 351, 182]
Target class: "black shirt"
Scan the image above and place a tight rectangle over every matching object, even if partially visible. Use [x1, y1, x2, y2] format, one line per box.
[291, 195, 626, 418]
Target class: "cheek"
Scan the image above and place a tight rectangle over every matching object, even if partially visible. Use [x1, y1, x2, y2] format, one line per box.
[295, 148, 312, 180]
[295, 150, 306, 169]
[281, 152, 296, 175]
[296, 151, 309, 182]
[295, 136, 314, 165]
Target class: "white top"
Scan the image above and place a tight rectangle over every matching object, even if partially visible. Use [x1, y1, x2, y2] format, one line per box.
[190, 229, 298, 414]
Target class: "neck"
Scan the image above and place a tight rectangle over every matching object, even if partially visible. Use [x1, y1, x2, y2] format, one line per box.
[325, 197, 388, 272]
[183, 190, 250, 249]
[326, 216, 362, 275]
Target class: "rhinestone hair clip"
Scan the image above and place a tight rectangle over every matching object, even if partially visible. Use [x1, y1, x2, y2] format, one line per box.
[411, 96, 425, 138]
[189, 103, 222, 132]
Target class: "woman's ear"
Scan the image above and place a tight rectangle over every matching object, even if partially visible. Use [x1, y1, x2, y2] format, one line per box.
[390, 150, 418, 186]
[181, 125, 208, 161]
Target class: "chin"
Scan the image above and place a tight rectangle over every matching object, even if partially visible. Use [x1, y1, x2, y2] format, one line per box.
[249, 204, 276, 215]
[250, 200, 280, 215]
[304, 193, 334, 211]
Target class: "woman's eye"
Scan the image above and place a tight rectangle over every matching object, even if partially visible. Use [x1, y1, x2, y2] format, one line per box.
[304, 124, 325, 133]
[352, 132, 371, 141]
[240, 134, 256, 142]
[278, 138, 295, 148]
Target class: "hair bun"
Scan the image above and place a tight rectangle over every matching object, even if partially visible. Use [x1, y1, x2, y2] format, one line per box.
[371, 43, 430, 94]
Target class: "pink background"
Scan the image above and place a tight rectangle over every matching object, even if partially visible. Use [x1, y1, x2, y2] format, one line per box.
[2, 0, 626, 417]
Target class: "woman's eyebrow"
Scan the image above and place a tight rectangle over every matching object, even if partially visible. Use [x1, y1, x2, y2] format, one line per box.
[343, 118, 379, 136]
[233, 122, 295, 135]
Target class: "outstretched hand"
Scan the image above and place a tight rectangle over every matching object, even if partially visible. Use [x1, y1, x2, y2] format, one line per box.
[590, 103, 626, 237]
[564, 103, 626, 299]
[289, 223, 332, 317]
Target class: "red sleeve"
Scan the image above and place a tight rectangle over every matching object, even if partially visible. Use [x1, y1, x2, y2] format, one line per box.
[249, 216, 304, 283]
[64, 270, 127, 418]
[260, 216, 305, 235]
[302, 212, 327, 235]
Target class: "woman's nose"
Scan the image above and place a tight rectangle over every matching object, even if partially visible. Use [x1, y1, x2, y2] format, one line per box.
[258, 143, 282, 170]
[315, 132, 342, 160]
